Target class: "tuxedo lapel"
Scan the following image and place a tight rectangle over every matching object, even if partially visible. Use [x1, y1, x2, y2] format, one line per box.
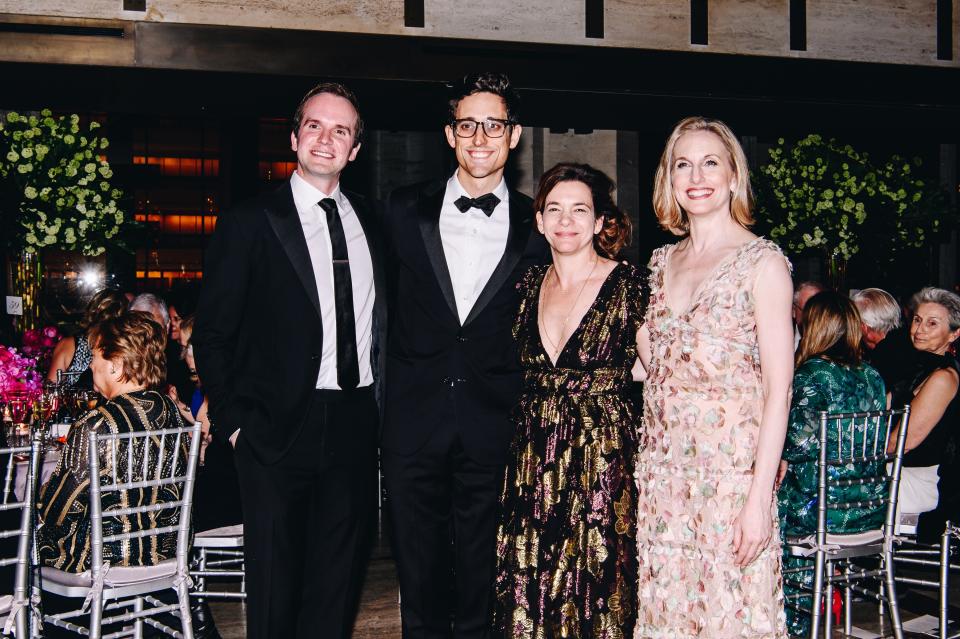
[265, 184, 323, 321]
[417, 184, 459, 321]
[463, 189, 532, 326]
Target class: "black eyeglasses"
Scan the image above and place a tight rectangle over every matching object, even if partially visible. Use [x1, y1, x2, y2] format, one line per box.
[450, 118, 514, 138]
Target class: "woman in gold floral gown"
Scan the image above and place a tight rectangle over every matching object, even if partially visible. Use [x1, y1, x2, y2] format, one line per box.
[634, 118, 793, 638]
[493, 163, 649, 639]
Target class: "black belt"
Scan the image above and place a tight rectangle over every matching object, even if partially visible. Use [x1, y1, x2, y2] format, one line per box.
[313, 385, 374, 403]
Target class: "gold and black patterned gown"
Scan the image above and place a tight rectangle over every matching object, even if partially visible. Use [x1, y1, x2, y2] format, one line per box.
[37, 390, 188, 572]
[493, 262, 649, 639]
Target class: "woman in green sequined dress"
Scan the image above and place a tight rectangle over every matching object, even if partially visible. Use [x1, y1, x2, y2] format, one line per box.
[493, 163, 649, 639]
[777, 291, 886, 637]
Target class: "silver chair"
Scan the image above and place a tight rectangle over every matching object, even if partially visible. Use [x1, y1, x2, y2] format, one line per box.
[189, 525, 245, 601]
[784, 406, 911, 639]
[893, 517, 960, 638]
[54, 370, 84, 387]
[37, 421, 202, 639]
[0, 434, 43, 638]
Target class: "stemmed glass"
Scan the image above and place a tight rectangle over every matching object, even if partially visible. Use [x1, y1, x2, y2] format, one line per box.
[3, 391, 32, 448]
[74, 389, 99, 414]
[36, 387, 58, 424]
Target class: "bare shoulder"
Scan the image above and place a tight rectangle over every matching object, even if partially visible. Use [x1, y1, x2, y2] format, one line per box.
[923, 366, 960, 392]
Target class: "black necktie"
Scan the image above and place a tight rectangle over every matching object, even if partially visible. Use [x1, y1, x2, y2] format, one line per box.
[319, 198, 359, 390]
[453, 193, 500, 217]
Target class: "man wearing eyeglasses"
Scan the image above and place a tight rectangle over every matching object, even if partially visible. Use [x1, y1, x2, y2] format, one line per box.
[381, 72, 549, 638]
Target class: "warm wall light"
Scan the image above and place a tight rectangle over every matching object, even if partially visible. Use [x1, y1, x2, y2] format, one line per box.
[133, 155, 220, 177]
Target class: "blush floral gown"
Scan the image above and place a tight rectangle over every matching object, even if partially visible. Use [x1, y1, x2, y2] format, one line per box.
[634, 238, 788, 639]
[494, 262, 650, 639]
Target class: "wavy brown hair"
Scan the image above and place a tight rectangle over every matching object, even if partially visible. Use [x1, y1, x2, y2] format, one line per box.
[533, 162, 632, 259]
[652, 116, 754, 236]
[89, 311, 167, 390]
[80, 288, 128, 331]
[796, 291, 864, 368]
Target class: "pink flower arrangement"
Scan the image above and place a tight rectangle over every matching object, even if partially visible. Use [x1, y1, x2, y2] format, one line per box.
[0, 345, 43, 400]
[21, 325, 62, 369]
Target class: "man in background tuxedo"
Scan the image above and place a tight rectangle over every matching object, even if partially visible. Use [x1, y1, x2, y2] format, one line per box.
[194, 82, 384, 639]
[381, 72, 550, 638]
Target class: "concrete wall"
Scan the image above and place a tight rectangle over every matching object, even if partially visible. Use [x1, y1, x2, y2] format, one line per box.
[1, 0, 957, 68]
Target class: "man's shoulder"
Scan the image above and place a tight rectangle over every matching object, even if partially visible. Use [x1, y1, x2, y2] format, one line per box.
[508, 187, 533, 209]
[224, 184, 292, 223]
[388, 179, 446, 207]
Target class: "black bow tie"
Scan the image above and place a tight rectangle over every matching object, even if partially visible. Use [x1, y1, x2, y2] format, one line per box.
[454, 193, 501, 217]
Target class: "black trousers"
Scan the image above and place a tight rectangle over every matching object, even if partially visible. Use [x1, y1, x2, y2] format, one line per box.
[383, 427, 504, 639]
[234, 388, 378, 639]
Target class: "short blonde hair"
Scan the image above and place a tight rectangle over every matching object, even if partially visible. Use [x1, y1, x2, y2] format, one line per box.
[652, 116, 755, 236]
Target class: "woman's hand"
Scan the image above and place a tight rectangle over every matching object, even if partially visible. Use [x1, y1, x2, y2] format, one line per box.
[198, 419, 213, 466]
[774, 460, 788, 492]
[733, 494, 772, 567]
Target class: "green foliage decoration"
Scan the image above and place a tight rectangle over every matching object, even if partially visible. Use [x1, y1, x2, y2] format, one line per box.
[0, 109, 134, 256]
[755, 134, 953, 264]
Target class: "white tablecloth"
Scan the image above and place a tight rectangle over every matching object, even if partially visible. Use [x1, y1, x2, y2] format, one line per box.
[14, 450, 60, 501]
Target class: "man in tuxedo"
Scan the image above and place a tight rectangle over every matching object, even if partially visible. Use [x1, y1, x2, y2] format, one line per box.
[194, 82, 384, 639]
[381, 72, 550, 638]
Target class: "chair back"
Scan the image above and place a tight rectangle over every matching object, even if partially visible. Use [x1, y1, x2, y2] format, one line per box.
[1, 433, 44, 638]
[815, 406, 911, 545]
[86, 420, 202, 583]
[55, 370, 83, 386]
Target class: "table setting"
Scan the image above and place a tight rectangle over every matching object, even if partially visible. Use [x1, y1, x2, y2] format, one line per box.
[2, 383, 101, 499]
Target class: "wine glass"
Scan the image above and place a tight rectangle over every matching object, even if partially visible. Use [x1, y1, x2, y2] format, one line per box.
[36, 388, 57, 425]
[5, 391, 32, 448]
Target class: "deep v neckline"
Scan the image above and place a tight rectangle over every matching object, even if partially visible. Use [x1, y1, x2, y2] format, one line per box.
[661, 237, 761, 318]
[535, 262, 623, 367]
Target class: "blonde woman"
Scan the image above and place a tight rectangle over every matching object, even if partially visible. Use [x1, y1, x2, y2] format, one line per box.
[634, 117, 792, 638]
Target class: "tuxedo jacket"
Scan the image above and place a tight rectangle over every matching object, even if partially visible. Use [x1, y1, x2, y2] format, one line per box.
[380, 179, 550, 465]
[193, 183, 386, 466]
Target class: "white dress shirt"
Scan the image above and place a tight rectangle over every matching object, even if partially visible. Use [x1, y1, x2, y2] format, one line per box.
[290, 172, 375, 389]
[439, 171, 510, 325]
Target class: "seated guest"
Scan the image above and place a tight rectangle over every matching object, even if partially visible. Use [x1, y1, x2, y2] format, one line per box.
[169, 316, 205, 428]
[166, 318, 230, 639]
[46, 289, 128, 387]
[851, 287, 902, 350]
[887, 287, 960, 517]
[129, 292, 170, 333]
[169, 317, 241, 532]
[793, 280, 826, 349]
[166, 284, 199, 346]
[777, 291, 887, 637]
[166, 287, 199, 402]
[36, 312, 188, 572]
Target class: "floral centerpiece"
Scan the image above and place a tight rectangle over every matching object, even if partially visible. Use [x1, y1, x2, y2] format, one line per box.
[755, 134, 952, 288]
[0, 345, 43, 400]
[0, 110, 128, 256]
[21, 326, 62, 371]
[1, 110, 138, 334]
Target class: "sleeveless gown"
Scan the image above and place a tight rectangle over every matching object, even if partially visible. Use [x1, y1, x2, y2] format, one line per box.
[635, 238, 788, 638]
[494, 262, 650, 639]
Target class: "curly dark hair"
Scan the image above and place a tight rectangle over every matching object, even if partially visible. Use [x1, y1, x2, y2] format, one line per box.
[533, 162, 633, 259]
[447, 72, 520, 124]
[292, 81, 364, 147]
